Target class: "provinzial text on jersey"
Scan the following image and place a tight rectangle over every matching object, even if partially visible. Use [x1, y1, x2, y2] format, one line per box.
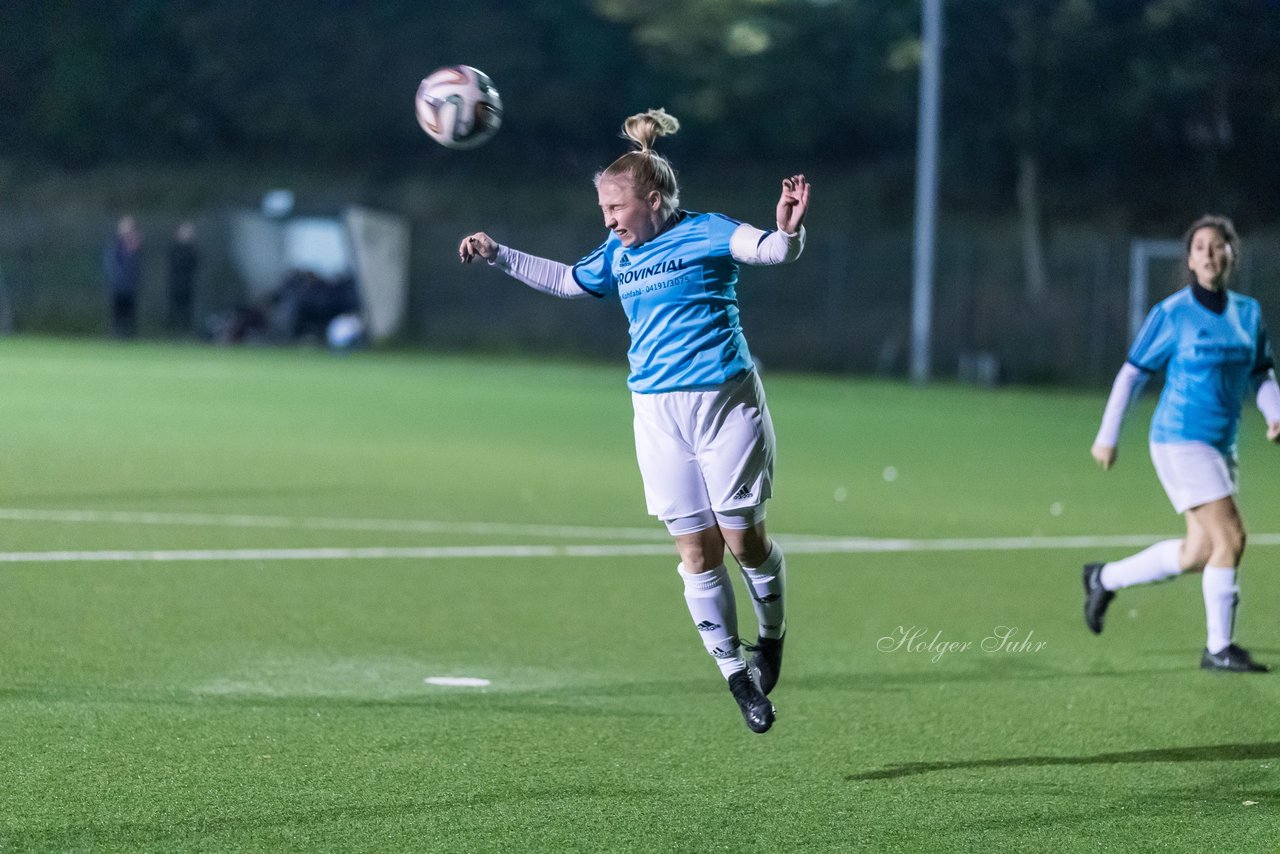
[1192, 343, 1252, 361]
[616, 258, 687, 286]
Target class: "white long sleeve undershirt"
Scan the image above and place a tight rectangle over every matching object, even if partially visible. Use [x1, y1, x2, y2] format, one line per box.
[491, 245, 587, 298]
[730, 224, 807, 265]
[490, 222, 806, 299]
[1094, 362, 1150, 448]
[1095, 364, 1280, 447]
[1256, 368, 1280, 423]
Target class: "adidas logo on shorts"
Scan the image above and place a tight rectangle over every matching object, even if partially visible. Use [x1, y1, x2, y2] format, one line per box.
[731, 484, 753, 501]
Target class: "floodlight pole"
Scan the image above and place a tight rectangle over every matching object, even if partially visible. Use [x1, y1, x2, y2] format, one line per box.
[910, 0, 943, 384]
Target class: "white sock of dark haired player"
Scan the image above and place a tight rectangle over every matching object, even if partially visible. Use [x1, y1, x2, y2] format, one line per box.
[1202, 566, 1239, 654]
[1099, 539, 1181, 590]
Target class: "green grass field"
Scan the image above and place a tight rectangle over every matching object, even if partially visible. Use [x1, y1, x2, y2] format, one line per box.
[2, 337, 1279, 852]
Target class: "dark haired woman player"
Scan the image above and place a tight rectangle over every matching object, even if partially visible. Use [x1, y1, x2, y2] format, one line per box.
[1085, 215, 1280, 673]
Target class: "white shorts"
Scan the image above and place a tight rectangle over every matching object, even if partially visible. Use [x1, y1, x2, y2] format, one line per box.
[631, 370, 775, 532]
[1149, 441, 1238, 514]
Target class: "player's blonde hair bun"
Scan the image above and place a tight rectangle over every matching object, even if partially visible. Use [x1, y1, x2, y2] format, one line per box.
[622, 108, 680, 153]
[596, 108, 682, 217]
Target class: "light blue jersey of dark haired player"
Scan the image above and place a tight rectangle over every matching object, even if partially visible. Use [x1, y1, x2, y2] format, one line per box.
[572, 210, 756, 393]
[1128, 286, 1275, 454]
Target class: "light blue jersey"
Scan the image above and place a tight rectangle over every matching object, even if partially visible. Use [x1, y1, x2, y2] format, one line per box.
[572, 210, 755, 393]
[1128, 286, 1274, 453]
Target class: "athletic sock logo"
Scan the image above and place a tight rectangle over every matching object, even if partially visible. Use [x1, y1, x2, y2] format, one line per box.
[710, 640, 741, 659]
[695, 620, 722, 632]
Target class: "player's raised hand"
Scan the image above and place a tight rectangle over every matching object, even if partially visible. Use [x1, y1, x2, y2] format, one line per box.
[775, 174, 810, 236]
[458, 232, 498, 264]
[1267, 421, 1280, 443]
[1091, 442, 1117, 470]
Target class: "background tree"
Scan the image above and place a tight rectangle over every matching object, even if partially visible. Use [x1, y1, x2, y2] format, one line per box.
[3, 1, 1280, 230]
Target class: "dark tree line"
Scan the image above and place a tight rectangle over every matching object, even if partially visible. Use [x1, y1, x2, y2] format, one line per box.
[2, 0, 1279, 227]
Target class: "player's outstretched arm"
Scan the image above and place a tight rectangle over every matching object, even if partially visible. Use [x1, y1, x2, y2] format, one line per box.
[730, 175, 810, 266]
[1255, 369, 1280, 443]
[458, 234, 588, 300]
[458, 232, 498, 263]
[775, 174, 810, 235]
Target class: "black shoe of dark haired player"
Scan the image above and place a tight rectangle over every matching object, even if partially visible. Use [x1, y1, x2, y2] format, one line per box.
[1200, 644, 1270, 673]
[1083, 562, 1114, 635]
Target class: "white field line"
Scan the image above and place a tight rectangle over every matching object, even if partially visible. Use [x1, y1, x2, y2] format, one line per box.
[0, 545, 672, 563]
[0, 507, 670, 541]
[2, 506, 1278, 564]
[783, 533, 1280, 552]
[2, 534, 1279, 564]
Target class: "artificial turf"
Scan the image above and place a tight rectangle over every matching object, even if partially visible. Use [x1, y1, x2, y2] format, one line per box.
[1, 337, 1277, 851]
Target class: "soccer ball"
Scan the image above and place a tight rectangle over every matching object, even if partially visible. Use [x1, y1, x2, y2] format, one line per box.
[414, 65, 503, 150]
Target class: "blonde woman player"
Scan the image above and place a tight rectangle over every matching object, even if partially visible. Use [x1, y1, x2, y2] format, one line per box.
[1086, 215, 1280, 672]
[459, 108, 809, 732]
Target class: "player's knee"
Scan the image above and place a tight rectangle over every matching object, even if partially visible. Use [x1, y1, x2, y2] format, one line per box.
[1200, 527, 1245, 567]
[715, 506, 769, 567]
[734, 535, 771, 568]
[1224, 526, 1246, 562]
[670, 512, 725, 572]
[716, 527, 762, 568]
[1180, 540, 1210, 572]
[675, 538, 724, 573]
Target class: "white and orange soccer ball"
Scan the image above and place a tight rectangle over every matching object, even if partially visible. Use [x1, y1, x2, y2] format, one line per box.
[414, 65, 503, 150]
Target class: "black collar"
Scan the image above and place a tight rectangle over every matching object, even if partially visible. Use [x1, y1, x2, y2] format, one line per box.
[1190, 281, 1227, 315]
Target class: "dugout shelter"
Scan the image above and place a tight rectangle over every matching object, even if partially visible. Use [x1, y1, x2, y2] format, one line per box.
[229, 194, 409, 343]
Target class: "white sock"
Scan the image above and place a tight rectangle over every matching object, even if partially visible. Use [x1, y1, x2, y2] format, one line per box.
[678, 563, 746, 679]
[1202, 565, 1239, 655]
[739, 542, 786, 640]
[1100, 539, 1182, 590]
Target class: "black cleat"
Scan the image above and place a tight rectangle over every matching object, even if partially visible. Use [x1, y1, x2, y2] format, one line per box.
[747, 634, 785, 695]
[1200, 644, 1270, 673]
[727, 669, 776, 733]
[1083, 562, 1115, 635]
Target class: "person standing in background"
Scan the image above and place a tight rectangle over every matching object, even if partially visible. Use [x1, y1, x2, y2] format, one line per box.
[167, 220, 199, 335]
[104, 215, 143, 338]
